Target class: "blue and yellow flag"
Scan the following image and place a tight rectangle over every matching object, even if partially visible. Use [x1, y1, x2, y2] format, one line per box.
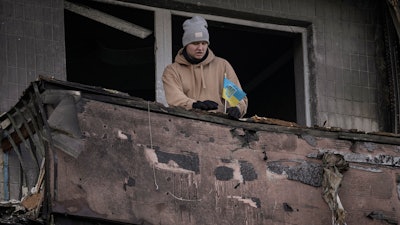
[222, 77, 246, 107]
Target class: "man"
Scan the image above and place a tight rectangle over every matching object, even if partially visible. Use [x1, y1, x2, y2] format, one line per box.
[162, 15, 248, 119]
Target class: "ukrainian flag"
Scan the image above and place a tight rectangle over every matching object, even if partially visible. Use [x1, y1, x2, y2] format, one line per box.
[222, 77, 246, 107]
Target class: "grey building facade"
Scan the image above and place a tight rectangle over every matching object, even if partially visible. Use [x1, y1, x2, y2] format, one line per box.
[1, 0, 399, 201]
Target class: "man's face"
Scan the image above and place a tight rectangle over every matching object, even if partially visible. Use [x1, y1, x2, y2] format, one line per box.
[186, 41, 208, 60]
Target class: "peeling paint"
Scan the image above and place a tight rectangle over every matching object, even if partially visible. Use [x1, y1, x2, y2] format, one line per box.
[214, 159, 243, 182]
[266, 169, 288, 181]
[117, 130, 128, 140]
[214, 159, 257, 182]
[214, 166, 234, 181]
[227, 196, 261, 208]
[267, 160, 323, 187]
[144, 147, 200, 174]
[239, 160, 257, 181]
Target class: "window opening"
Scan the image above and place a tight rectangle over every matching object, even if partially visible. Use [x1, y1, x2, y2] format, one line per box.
[172, 16, 300, 122]
[65, 1, 307, 124]
[65, 1, 155, 100]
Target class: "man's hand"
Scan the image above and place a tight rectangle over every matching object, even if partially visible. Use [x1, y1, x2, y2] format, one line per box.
[226, 107, 241, 119]
[192, 100, 218, 110]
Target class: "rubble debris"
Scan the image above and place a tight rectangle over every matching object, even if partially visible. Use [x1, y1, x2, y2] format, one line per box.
[21, 193, 43, 211]
[0, 159, 45, 225]
[22, 159, 45, 216]
[322, 153, 349, 225]
[0, 200, 44, 225]
[248, 115, 299, 127]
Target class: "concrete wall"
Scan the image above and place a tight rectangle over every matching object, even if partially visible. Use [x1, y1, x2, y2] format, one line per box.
[313, 1, 381, 132]
[0, 0, 66, 200]
[0, 0, 66, 113]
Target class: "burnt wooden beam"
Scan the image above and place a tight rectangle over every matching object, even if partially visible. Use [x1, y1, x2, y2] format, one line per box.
[1, 121, 37, 152]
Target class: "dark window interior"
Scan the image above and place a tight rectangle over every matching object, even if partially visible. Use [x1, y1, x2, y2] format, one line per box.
[172, 16, 298, 121]
[65, 1, 155, 100]
[65, 1, 300, 122]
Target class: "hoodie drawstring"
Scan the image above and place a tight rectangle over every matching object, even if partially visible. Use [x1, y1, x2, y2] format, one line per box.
[200, 65, 206, 89]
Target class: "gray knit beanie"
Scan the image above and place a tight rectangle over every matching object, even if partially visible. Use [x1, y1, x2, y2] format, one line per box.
[182, 16, 209, 47]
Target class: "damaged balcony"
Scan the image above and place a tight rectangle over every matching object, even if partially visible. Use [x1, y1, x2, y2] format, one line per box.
[1, 76, 400, 225]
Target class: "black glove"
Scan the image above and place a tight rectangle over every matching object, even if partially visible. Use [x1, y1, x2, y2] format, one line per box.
[226, 107, 241, 119]
[192, 100, 218, 110]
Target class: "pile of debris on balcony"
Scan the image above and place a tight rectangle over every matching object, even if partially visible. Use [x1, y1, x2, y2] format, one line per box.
[0, 200, 43, 225]
[1, 76, 399, 225]
[0, 158, 45, 225]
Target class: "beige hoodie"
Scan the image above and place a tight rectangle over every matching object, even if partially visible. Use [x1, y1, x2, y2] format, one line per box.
[162, 48, 248, 117]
